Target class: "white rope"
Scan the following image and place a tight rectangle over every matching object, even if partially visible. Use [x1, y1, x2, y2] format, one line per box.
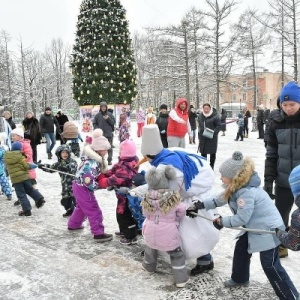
[190, 212, 276, 234]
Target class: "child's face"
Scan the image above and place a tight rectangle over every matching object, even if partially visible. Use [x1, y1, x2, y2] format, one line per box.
[281, 101, 300, 116]
[60, 150, 69, 160]
[220, 175, 231, 186]
[11, 134, 22, 142]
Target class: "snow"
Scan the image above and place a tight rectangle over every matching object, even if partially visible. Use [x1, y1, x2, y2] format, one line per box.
[0, 120, 299, 300]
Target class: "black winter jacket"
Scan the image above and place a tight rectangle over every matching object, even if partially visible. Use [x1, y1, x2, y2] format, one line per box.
[265, 109, 300, 188]
[198, 108, 221, 154]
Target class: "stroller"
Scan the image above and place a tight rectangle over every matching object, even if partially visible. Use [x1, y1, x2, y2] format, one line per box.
[61, 121, 82, 157]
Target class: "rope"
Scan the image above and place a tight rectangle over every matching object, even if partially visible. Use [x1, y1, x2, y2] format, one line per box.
[190, 212, 276, 234]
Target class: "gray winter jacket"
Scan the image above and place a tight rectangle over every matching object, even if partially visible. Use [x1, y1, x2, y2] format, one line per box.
[203, 172, 284, 253]
[92, 102, 115, 138]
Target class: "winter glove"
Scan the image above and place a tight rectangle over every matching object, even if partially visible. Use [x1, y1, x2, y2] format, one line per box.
[29, 163, 38, 169]
[186, 201, 205, 217]
[213, 215, 223, 230]
[116, 187, 130, 194]
[97, 173, 108, 189]
[263, 181, 275, 199]
[38, 163, 45, 169]
[107, 186, 115, 191]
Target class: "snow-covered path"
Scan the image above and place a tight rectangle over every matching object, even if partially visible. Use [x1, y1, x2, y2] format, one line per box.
[0, 121, 299, 300]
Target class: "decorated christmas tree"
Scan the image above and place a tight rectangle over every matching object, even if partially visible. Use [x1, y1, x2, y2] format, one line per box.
[71, 0, 137, 105]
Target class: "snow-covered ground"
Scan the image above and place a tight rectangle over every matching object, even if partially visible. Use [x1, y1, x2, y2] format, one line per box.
[1, 120, 299, 300]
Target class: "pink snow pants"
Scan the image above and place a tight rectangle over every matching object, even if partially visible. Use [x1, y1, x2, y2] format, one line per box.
[68, 182, 104, 235]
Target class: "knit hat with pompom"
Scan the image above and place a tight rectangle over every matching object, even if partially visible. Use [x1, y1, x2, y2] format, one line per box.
[119, 139, 136, 158]
[91, 128, 111, 151]
[219, 151, 244, 179]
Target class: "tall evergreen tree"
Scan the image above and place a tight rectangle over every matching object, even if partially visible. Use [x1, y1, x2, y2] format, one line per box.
[71, 0, 137, 105]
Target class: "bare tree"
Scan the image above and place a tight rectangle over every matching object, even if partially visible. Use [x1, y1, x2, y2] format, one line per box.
[232, 9, 271, 108]
[199, 0, 238, 110]
[44, 38, 70, 109]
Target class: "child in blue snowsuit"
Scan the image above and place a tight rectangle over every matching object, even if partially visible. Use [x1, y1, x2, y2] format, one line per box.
[126, 171, 146, 233]
[0, 133, 12, 200]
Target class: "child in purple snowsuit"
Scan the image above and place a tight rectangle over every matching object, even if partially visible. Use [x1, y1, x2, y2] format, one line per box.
[98, 139, 139, 245]
[67, 129, 113, 243]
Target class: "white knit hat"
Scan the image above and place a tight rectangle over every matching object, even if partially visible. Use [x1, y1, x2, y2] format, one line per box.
[11, 128, 24, 138]
[141, 124, 163, 156]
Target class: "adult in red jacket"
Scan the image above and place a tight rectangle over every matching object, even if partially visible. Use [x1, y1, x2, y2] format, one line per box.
[167, 98, 192, 148]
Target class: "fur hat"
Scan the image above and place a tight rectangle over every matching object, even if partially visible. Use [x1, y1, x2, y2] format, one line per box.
[132, 171, 146, 187]
[219, 151, 244, 179]
[289, 165, 300, 197]
[280, 81, 300, 103]
[11, 141, 22, 151]
[119, 139, 136, 158]
[11, 128, 24, 138]
[91, 129, 111, 151]
[145, 165, 176, 190]
[45, 107, 51, 111]
[141, 124, 163, 156]
[62, 122, 78, 139]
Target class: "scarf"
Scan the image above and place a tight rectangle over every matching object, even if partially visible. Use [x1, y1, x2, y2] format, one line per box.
[150, 149, 205, 190]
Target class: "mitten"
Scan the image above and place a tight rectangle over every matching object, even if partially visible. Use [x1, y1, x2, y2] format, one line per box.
[186, 205, 198, 218]
[97, 173, 108, 189]
[213, 215, 223, 230]
[107, 186, 115, 191]
[116, 187, 130, 194]
[263, 181, 275, 199]
[29, 163, 37, 169]
[38, 163, 45, 169]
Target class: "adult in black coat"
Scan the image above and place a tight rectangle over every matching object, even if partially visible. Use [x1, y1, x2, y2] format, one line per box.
[220, 108, 227, 136]
[188, 105, 198, 144]
[22, 111, 42, 163]
[55, 111, 69, 144]
[256, 105, 265, 139]
[156, 104, 169, 148]
[243, 107, 251, 138]
[198, 103, 221, 170]
[39, 107, 60, 159]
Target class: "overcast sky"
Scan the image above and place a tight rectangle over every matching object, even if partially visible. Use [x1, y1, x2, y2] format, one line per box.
[0, 0, 270, 52]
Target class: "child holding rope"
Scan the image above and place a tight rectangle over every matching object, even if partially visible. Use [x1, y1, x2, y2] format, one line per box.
[186, 151, 299, 299]
[38, 144, 78, 217]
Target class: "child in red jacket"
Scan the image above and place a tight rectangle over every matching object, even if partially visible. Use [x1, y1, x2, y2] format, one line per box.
[98, 139, 139, 245]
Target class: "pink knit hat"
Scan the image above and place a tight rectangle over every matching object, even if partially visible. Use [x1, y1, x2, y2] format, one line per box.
[91, 129, 111, 151]
[119, 139, 136, 158]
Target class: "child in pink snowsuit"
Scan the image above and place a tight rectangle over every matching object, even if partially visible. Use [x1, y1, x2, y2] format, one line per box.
[67, 129, 113, 243]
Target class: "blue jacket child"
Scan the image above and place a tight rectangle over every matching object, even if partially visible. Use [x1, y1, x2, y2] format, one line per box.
[186, 151, 299, 299]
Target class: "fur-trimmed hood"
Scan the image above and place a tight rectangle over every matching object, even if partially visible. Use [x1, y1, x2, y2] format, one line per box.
[223, 157, 259, 200]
